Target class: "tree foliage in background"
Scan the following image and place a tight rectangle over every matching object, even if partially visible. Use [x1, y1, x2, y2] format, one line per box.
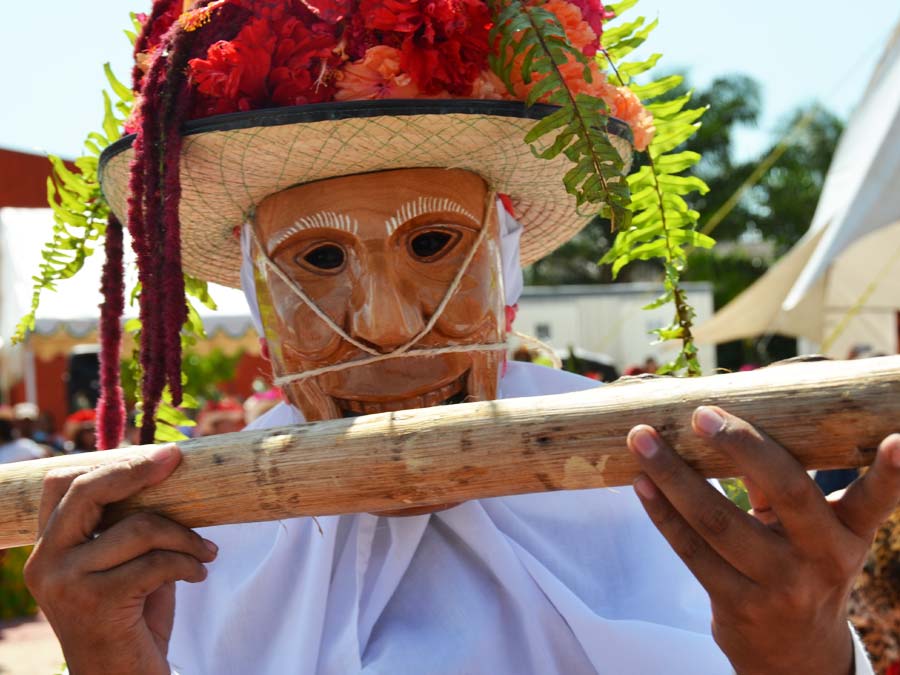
[121, 347, 244, 431]
[527, 70, 844, 371]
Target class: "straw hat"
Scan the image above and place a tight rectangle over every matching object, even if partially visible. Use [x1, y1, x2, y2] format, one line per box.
[91, 0, 648, 445]
[99, 100, 632, 288]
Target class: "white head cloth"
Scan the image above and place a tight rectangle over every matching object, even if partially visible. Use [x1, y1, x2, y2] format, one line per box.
[239, 198, 524, 336]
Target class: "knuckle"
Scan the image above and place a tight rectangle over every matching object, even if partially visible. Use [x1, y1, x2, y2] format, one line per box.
[729, 590, 772, 626]
[141, 549, 170, 569]
[779, 478, 814, 511]
[654, 456, 683, 487]
[697, 504, 733, 538]
[42, 468, 84, 494]
[187, 529, 208, 554]
[821, 548, 862, 585]
[648, 501, 678, 529]
[126, 511, 160, 539]
[141, 551, 204, 586]
[673, 527, 704, 562]
[780, 584, 813, 615]
[720, 421, 760, 450]
[125, 455, 153, 474]
[66, 473, 95, 501]
[22, 555, 43, 595]
[25, 562, 67, 605]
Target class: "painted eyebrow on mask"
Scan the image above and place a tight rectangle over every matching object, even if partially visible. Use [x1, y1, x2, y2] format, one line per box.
[267, 211, 360, 254]
[385, 196, 479, 236]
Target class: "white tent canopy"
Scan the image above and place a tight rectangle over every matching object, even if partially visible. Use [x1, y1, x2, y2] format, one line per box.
[695, 21, 900, 357]
[0, 207, 257, 376]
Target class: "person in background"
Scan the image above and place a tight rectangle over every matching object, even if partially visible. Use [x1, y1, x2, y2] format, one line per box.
[0, 406, 47, 463]
[63, 409, 97, 453]
[510, 346, 534, 363]
[243, 388, 283, 425]
[32, 410, 65, 453]
[13, 402, 58, 456]
[13, 402, 39, 440]
[195, 398, 246, 437]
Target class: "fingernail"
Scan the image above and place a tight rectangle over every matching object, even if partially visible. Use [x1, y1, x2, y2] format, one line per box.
[203, 539, 219, 556]
[633, 475, 657, 500]
[629, 427, 659, 459]
[886, 434, 900, 468]
[146, 444, 177, 464]
[694, 406, 726, 437]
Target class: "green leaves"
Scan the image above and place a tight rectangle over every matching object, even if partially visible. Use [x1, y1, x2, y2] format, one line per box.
[597, 0, 713, 376]
[489, 0, 712, 375]
[14, 39, 212, 443]
[489, 0, 631, 229]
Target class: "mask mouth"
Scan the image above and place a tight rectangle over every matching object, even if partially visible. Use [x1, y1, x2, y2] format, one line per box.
[335, 371, 468, 417]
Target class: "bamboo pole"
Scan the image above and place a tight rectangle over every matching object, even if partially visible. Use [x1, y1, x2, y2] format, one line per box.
[1, 356, 898, 549]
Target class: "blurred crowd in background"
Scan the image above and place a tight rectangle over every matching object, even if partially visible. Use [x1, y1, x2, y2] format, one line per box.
[0, 381, 282, 462]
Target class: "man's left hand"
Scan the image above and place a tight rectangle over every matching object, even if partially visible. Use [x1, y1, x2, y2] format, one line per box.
[627, 406, 900, 675]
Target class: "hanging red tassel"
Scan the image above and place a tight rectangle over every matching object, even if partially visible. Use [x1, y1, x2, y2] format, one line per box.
[96, 214, 126, 450]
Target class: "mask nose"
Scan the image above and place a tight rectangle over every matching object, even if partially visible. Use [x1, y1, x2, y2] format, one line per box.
[350, 258, 426, 353]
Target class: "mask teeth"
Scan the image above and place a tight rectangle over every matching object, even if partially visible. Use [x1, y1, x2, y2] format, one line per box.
[331, 372, 467, 415]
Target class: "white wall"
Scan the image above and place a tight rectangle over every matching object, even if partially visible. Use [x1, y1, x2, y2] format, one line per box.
[513, 283, 717, 373]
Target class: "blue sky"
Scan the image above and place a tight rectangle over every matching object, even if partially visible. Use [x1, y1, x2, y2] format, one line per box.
[1, 1, 898, 160]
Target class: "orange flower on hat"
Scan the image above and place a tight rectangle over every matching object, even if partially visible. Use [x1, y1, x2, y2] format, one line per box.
[470, 69, 514, 100]
[542, 0, 597, 56]
[334, 45, 420, 99]
[506, 1, 600, 102]
[602, 86, 655, 151]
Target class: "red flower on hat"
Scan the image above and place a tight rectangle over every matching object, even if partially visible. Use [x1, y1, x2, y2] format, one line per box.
[189, 17, 276, 115]
[398, 0, 491, 95]
[189, 11, 341, 115]
[360, 0, 423, 33]
[135, 1, 183, 56]
[149, 0, 645, 140]
[269, 17, 342, 105]
[299, 0, 354, 23]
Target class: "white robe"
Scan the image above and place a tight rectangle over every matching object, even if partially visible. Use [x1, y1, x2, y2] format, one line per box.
[168, 362, 735, 673]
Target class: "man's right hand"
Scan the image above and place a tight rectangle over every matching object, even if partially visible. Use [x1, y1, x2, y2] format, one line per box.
[24, 445, 217, 675]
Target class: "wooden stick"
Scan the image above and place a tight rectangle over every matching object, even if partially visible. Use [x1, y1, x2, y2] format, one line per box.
[2, 356, 899, 550]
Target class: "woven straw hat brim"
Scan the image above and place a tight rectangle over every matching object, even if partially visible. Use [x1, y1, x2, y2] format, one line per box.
[99, 100, 633, 288]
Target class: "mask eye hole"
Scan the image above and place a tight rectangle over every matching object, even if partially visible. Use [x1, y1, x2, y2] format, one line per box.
[409, 229, 459, 261]
[298, 244, 345, 272]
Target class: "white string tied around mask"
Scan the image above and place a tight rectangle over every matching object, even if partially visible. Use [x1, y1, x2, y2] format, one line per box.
[249, 190, 510, 387]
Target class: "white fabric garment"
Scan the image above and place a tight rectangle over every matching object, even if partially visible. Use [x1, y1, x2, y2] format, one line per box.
[208, 198, 874, 673]
[240, 199, 525, 336]
[168, 362, 733, 674]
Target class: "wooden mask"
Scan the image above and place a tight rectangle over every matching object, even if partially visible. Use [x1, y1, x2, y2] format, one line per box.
[250, 168, 506, 421]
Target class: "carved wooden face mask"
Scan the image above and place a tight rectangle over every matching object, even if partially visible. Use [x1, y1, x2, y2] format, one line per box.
[250, 168, 506, 421]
